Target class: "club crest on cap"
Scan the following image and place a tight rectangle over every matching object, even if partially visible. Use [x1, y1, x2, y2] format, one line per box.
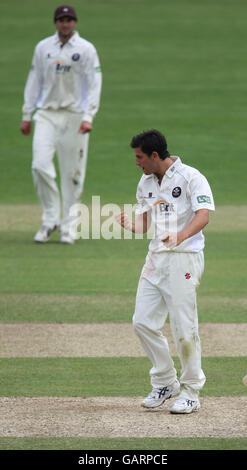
[54, 5, 78, 22]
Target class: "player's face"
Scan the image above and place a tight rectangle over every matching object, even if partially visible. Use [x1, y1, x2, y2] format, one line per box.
[134, 147, 156, 175]
[55, 17, 77, 38]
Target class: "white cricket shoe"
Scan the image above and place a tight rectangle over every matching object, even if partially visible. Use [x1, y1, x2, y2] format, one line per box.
[141, 380, 180, 408]
[34, 225, 58, 243]
[60, 232, 75, 245]
[169, 397, 200, 414]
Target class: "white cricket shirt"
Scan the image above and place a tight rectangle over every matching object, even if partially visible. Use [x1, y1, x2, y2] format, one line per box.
[22, 31, 102, 122]
[135, 157, 215, 253]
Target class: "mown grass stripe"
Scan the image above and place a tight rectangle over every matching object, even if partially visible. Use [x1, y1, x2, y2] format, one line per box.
[0, 323, 247, 357]
[0, 357, 246, 397]
[0, 204, 246, 233]
[0, 293, 246, 323]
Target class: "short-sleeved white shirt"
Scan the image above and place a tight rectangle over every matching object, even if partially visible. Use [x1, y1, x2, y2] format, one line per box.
[135, 156, 215, 253]
[22, 32, 102, 122]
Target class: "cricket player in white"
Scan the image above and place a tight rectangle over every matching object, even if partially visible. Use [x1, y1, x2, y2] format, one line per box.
[116, 130, 215, 414]
[20, 5, 102, 244]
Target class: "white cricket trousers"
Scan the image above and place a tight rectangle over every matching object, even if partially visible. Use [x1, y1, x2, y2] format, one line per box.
[32, 109, 89, 232]
[133, 250, 206, 399]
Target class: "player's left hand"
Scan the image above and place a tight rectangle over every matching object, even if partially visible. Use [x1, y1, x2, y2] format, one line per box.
[161, 232, 182, 249]
[79, 121, 92, 134]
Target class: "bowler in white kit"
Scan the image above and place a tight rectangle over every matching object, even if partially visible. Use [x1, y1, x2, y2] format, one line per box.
[116, 129, 215, 414]
[20, 5, 102, 244]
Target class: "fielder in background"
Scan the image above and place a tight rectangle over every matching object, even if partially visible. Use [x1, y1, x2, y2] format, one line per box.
[20, 5, 102, 244]
[116, 129, 215, 414]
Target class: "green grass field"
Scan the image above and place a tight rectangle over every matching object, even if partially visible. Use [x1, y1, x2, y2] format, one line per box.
[0, 357, 246, 397]
[0, 0, 247, 451]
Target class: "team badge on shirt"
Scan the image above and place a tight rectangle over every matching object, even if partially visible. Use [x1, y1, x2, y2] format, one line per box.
[172, 187, 181, 198]
[72, 53, 80, 61]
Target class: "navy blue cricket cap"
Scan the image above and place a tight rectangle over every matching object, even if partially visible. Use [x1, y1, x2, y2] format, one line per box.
[54, 5, 78, 22]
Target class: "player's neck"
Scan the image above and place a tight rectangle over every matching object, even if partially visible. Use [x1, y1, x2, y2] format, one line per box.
[59, 31, 75, 45]
[155, 157, 174, 184]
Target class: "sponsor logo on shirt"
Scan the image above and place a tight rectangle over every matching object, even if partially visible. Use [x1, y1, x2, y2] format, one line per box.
[153, 199, 168, 206]
[197, 195, 211, 204]
[52, 60, 71, 73]
[153, 200, 176, 213]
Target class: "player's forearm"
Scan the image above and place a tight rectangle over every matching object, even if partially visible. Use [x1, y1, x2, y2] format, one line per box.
[22, 90, 37, 120]
[178, 209, 209, 244]
[22, 75, 41, 120]
[22, 47, 43, 121]
[84, 69, 102, 122]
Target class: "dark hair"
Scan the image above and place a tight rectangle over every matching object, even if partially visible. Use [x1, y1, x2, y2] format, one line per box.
[130, 129, 170, 160]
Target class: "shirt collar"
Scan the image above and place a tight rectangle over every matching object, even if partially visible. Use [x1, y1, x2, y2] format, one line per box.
[54, 31, 78, 46]
[165, 156, 182, 178]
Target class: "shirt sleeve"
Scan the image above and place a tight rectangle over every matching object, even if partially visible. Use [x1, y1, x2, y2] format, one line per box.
[188, 172, 215, 212]
[22, 44, 43, 121]
[135, 182, 150, 215]
[82, 45, 102, 123]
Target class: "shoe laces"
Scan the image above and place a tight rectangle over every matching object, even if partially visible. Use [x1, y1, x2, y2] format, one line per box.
[150, 387, 170, 399]
[175, 397, 196, 406]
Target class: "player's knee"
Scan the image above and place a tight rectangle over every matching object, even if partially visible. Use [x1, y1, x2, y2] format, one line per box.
[32, 165, 55, 180]
[132, 316, 146, 335]
[132, 315, 139, 332]
[32, 165, 42, 176]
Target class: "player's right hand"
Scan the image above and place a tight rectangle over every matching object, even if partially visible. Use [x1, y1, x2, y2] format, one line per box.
[115, 212, 131, 230]
[20, 121, 32, 135]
